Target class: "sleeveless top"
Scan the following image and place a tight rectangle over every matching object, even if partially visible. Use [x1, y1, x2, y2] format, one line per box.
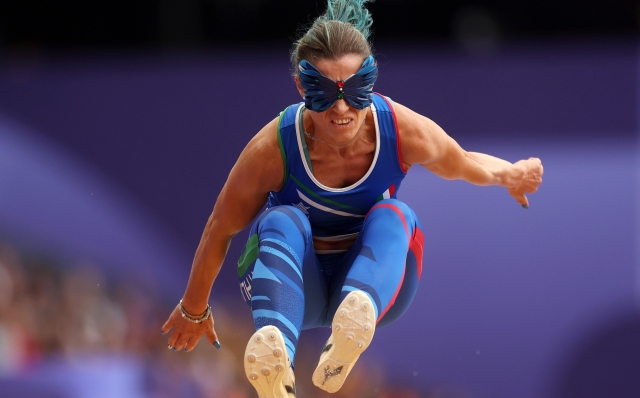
[267, 93, 407, 241]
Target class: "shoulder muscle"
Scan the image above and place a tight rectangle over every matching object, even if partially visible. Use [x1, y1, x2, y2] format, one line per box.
[393, 102, 454, 168]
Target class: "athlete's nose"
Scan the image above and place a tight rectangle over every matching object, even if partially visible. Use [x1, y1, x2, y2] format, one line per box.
[332, 98, 350, 114]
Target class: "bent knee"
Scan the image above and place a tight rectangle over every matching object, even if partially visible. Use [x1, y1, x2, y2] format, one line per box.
[373, 198, 408, 209]
[369, 199, 415, 219]
[259, 205, 312, 236]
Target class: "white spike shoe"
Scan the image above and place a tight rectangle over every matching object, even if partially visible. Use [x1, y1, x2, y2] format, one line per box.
[312, 290, 376, 393]
[244, 325, 296, 398]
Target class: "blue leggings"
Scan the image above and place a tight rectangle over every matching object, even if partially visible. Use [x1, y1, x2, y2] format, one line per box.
[237, 199, 424, 365]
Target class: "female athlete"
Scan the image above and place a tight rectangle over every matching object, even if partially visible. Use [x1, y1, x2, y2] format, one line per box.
[162, 1, 543, 397]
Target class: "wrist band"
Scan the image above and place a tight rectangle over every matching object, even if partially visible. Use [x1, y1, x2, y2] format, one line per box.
[179, 300, 211, 324]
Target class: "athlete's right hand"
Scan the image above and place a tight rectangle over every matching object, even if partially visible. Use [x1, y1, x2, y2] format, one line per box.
[161, 304, 220, 352]
[507, 157, 543, 208]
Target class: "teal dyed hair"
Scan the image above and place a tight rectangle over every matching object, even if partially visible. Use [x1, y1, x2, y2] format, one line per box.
[324, 0, 374, 40]
[291, 0, 375, 75]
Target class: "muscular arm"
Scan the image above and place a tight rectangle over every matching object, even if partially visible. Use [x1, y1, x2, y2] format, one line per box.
[395, 102, 543, 205]
[163, 117, 284, 350]
[179, 116, 284, 315]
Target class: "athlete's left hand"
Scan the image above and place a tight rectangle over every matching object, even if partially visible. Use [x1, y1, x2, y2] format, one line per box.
[508, 157, 543, 208]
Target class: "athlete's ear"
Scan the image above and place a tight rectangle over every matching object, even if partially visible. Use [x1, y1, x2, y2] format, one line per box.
[294, 76, 305, 99]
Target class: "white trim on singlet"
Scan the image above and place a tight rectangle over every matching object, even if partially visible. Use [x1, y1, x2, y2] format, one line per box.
[294, 104, 381, 193]
[296, 190, 365, 218]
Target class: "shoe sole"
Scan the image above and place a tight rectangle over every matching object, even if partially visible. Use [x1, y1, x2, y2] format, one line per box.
[312, 290, 376, 393]
[244, 325, 291, 398]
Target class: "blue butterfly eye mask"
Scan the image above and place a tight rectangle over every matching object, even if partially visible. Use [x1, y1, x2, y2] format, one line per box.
[298, 55, 378, 112]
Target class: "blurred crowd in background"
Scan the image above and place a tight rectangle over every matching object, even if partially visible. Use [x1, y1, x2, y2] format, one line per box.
[0, 241, 467, 398]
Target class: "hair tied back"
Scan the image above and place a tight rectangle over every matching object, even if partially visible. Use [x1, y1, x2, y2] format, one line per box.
[324, 0, 374, 39]
[290, 0, 375, 75]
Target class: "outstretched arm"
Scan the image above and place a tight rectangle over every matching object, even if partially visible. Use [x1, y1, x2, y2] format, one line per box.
[395, 102, 543, 207]
[162, 116, 284, 351]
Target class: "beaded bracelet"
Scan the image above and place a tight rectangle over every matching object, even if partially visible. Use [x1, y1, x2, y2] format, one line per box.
[179, 300, 211, 324]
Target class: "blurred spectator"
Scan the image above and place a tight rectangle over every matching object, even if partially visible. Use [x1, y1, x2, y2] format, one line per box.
[0, 244, 33, 374]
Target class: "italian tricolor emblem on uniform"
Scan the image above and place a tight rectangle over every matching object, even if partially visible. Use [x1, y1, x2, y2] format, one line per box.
[376, 183, 396, 201]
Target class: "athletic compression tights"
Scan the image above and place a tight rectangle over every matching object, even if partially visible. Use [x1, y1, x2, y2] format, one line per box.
[237, 199, 424, 365]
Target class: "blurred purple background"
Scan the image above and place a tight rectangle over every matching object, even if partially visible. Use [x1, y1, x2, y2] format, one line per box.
[0, 38, 638, 398]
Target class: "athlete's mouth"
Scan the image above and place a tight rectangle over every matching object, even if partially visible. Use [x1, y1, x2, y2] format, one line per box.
[332, 119, 351, 125]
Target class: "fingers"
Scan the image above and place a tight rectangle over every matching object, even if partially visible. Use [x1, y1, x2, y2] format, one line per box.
[527, 157, 544, 181]
[182, 317, 218, 352]
[184, 335, 199, 352]
[167, 327, 181, 350]
[163, 310, 221, 353]
[509, 188, 529, 208]
[167, 327, 216, 352]
[161, 304, 181, 335]
[522, 182, 540, 194]
[509, 157, 542, 208]
[204, 315, 221, 349]
[161, 319, 174, 336]
[516, 195, 529, 208]
[167, 328, 198, 352]
[173, 333, 190, 351]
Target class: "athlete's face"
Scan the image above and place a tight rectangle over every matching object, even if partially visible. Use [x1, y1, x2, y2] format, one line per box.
[295, 54, 370, 145]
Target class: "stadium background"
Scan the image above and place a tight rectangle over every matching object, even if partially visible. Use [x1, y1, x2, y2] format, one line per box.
[0, 1, 639, 397]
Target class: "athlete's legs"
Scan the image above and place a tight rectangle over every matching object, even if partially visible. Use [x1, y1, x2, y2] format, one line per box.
[331, 198, 424, 326]
[239, 205, 330, 397]
[238, 205, 328, 363]
[313, 199, 424, 392]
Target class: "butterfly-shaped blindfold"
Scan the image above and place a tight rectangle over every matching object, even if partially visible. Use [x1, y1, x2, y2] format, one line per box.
[298, 55, 378, 112]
